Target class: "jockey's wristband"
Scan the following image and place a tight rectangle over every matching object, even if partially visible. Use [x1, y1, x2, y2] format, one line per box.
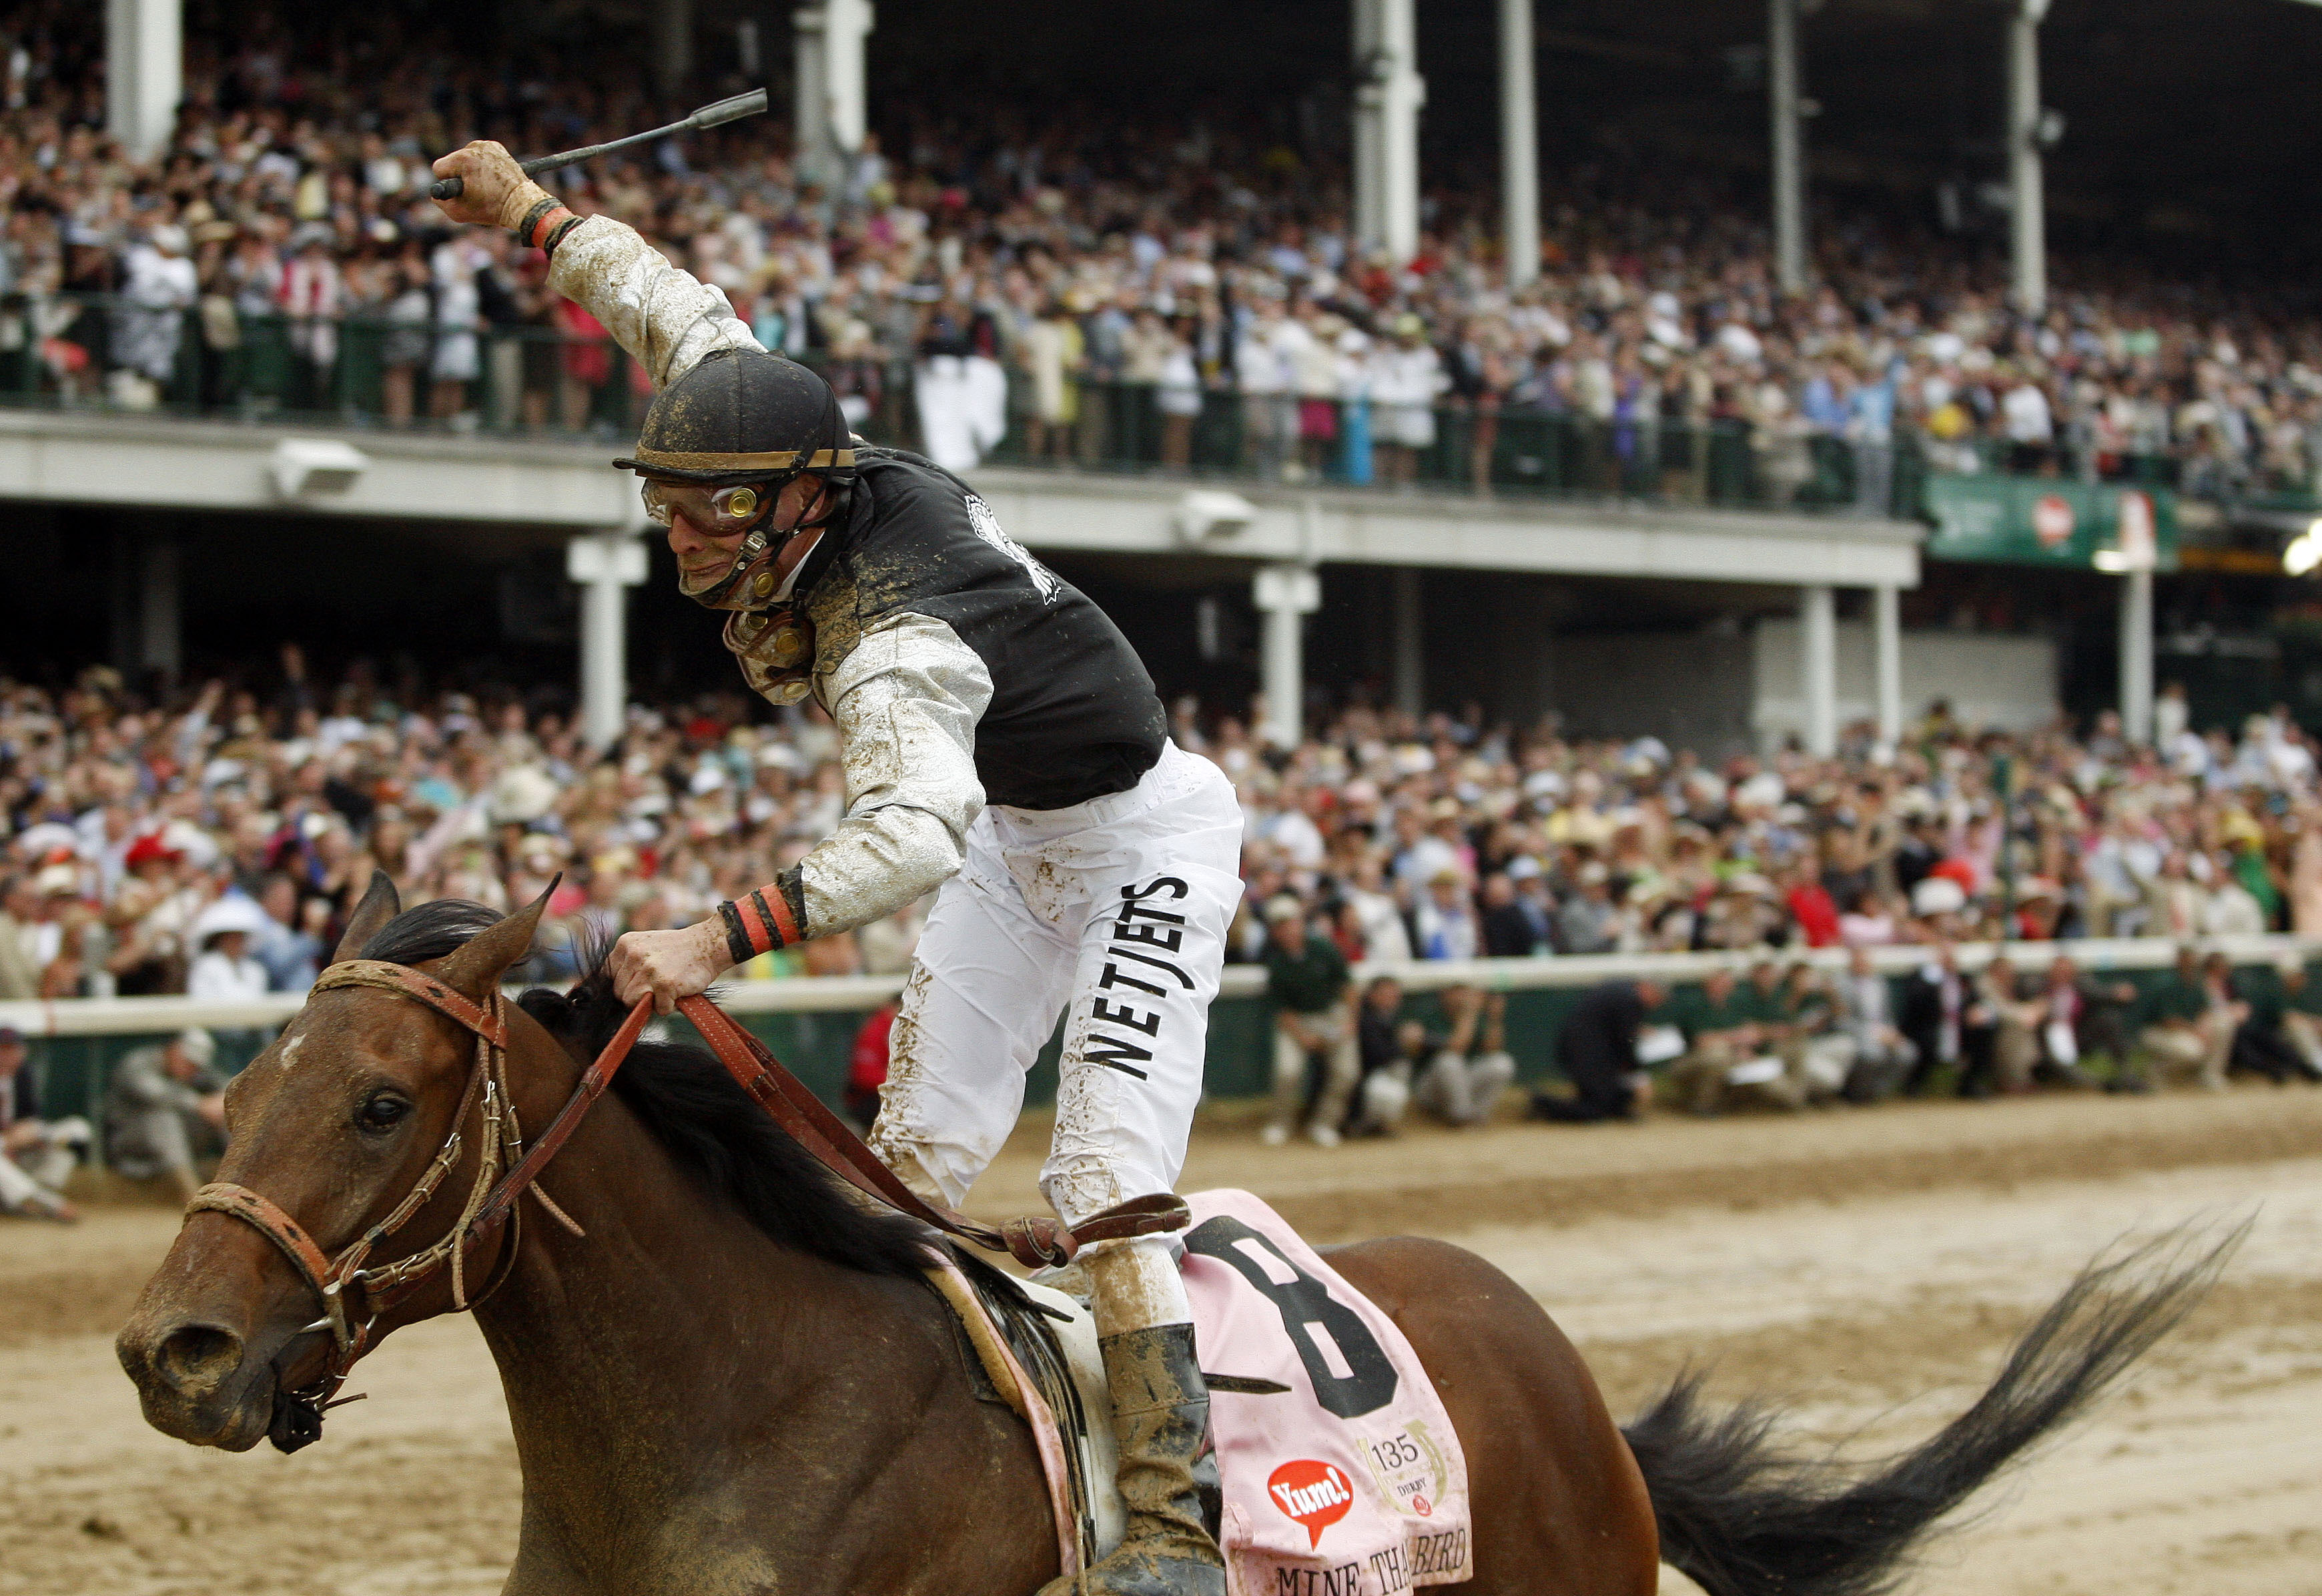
[515, 200, 582, 255]
[720, 873, 805, 965]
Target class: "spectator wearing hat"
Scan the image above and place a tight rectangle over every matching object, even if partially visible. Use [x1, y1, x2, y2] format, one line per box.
[187, 895, 272, 1003]
[1260, 895, 1358, 1148]
[0, 1027, 86, 1221]
[104, 1030, 227, 1204]
[1413, 869, 1480, 961]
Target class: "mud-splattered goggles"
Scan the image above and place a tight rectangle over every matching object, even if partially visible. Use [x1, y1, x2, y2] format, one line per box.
[639, 480, 774, 539]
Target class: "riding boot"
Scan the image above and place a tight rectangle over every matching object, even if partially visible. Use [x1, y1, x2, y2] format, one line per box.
[1040, 1236, 1226, 1596]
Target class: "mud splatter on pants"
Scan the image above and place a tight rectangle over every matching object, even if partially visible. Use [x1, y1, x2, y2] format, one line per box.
[867, 741, 1242, 1242]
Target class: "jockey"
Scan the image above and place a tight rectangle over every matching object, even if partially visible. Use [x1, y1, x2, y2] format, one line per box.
[434, 143, 1240, 1596]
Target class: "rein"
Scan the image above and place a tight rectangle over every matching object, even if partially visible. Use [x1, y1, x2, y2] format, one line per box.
[186, 963, 1183, 1453]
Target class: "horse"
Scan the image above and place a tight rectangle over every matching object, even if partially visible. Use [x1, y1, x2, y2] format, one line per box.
[118, 882, 2232, 1596]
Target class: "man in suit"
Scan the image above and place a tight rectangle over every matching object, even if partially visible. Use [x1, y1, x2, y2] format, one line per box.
[1532, 978, 1665, 1122]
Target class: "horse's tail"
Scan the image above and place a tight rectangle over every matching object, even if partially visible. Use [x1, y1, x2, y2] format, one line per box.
[1621, 1223, 2243, 1596]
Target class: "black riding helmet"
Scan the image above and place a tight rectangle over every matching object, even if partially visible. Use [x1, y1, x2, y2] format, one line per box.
[614, 348, 857, 610]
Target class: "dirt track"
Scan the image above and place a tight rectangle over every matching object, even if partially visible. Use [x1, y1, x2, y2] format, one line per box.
[5, 1086, 2320, 1596]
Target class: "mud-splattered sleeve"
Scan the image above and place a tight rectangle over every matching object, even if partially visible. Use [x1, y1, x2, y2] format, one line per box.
[787, 611, 993, 939]
[543, 214, 761, 390]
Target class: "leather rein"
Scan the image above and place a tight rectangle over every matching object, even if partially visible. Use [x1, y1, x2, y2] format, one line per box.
[185, 961, 1185, 1452]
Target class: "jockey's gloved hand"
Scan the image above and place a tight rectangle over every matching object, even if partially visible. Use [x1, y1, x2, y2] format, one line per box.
[608, 918, 735, 1016]
[429, 140, 555, 232]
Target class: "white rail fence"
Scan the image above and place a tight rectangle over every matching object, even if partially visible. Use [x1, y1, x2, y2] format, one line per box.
[4, 933, 2311, 1040]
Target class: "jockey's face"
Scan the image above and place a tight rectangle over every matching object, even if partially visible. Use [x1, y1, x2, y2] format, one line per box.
[648, 474, 829, 595]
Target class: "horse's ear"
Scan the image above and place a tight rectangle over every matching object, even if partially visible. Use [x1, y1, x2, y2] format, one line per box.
[330, 870, 402, 967]
[434, 878, 557, 1002]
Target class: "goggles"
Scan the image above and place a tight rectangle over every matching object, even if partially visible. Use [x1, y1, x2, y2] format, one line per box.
[639, 480, 774, 539]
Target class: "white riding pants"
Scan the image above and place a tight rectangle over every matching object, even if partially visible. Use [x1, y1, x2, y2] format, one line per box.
[867, 741, 1244, 1236]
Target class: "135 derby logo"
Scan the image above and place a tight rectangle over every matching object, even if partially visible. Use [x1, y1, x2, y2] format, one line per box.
[1268, 1459, 1355, 1549]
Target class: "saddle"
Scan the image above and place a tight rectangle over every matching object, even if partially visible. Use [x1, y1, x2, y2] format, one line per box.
[930, 1191, 1476, 1595]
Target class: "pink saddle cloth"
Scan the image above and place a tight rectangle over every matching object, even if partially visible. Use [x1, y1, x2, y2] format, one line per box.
[1183, 1190, 1473, 1596]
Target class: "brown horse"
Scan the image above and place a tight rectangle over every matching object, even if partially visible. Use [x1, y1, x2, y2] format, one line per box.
[119, 886, 2230, 1596]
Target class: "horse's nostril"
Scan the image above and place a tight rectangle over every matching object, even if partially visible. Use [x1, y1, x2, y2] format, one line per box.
[153, 1322, 246, 1394]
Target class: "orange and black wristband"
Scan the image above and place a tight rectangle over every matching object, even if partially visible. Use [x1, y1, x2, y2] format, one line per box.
[719, 871, 806, 965]
[515, 199, 583, 256]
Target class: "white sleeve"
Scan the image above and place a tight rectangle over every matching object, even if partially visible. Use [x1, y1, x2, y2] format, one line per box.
[794, 613, 992, 939]
[543, 214, 763, 390]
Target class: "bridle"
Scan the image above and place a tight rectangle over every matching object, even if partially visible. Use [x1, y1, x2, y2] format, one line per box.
[186, 959, 653, 1451]
[183, 959, 1188, 1453]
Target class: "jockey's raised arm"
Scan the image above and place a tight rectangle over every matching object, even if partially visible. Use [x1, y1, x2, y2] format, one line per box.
[431, 137, 1242, 1596]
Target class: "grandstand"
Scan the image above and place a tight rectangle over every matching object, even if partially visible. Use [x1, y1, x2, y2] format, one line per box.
[1, 0, 2317, 752]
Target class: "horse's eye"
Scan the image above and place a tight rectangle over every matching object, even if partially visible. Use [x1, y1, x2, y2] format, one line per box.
[356, 1094, 412, 1134]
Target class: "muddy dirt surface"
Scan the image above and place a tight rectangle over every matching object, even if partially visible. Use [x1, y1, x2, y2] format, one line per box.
[5, 1086, 2319, 1595]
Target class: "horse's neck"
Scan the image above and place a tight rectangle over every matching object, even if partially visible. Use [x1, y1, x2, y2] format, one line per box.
[468, 1095, 957, 1591]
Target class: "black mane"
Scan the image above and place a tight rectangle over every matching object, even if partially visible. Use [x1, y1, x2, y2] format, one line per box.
[361, 901, 935, 1278]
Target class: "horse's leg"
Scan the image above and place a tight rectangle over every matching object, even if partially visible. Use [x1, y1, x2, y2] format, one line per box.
[1327, 1238, 1658, 1596]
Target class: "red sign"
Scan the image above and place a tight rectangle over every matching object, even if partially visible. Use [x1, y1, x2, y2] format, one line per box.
[2032, 494, 2075, 548]
[1267, 1459, 1355, 1548]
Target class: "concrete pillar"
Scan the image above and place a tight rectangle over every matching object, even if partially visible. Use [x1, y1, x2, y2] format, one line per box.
[1391, 567, 1424, 718]
[794, 8, 830, 182]
[1353, 0, 1425, 264]
[106, 0, 181, 163]
[1255, 564, 1322, 747]
[823, 0, 873, 155]
[1768, 0, 1806, 295]
[568, 530, 649, 751]
[653, 0, 695, 95]
[1800, 582, 1836, 756]
[2120, 567, 2153, 746]
[794, 1, 873, 185]
[2007, 0, 2050, 317]
[138, 534, 181, 687]
[1872, 584, 1902, 745]
[1499, 0, 1539, 290]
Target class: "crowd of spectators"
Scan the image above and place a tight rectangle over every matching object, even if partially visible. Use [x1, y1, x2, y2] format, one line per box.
[8, 649, 2322, 1202]
[4, 7, 2322, 506]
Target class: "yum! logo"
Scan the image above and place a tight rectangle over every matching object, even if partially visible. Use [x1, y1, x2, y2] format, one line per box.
[1267, 1459, 1355, 1548]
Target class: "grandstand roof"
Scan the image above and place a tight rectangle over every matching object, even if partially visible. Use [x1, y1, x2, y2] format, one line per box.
[859, 0, 2322, 273]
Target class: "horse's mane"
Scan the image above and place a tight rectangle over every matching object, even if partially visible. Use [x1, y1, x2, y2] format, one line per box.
[362, 900, 936, 1278]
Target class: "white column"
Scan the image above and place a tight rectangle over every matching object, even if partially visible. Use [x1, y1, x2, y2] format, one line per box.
[1353, 0, 1425, 264]
[1499, 0, 1539, 290]
[569, 530, 649, 751]
[2120, 568, 2153, 745]
[653, 0, 694, 95]
[139, 535, 181, 687]
[1255, 564, 1322, 748]
[106, 0, 181, 163]
[822, 0, 874, 156]
[793, 8, 831, 183]
[2007, 0, 2050, 317]
[1800, 582, 1836, 756]
[1768, 0, 1806, 295]
[1391, 567, 1424, 718]
[1872, 584, 1902, 745]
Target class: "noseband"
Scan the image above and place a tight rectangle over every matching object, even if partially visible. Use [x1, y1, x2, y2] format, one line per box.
[181, 963, 1189, 1453]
